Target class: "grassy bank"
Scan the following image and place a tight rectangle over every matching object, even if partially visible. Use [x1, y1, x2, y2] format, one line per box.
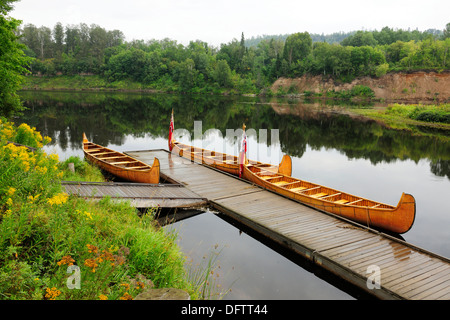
[0, 119, 211, 300]
[22, 75, 160, 92]
[351, 103, 450, 132]
[21, 74, 248, 95]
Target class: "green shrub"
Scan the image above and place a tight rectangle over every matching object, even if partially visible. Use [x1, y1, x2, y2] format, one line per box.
[413, 111, 450, 124]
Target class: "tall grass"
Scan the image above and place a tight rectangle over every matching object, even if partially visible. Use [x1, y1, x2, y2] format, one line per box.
[0, 118, 205, 300]
[185, 245, 232, 300]
[386, 103, 450, 124]
[58, 156, 105, 182]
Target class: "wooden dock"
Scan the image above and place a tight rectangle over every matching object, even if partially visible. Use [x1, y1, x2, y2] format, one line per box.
[126, 149, 450, 300]
[62, 181, 207, 209]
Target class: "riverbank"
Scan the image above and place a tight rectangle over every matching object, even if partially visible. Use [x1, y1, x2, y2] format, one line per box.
[0, 119, 207, 300]
[23, 71, 450, 104]
[21, 74, 245, 95]
[349, 103, 450, 135]
[22, 74, 161, 93]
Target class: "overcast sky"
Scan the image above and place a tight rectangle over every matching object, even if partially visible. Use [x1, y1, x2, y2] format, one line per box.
[10, 0, 450, 46]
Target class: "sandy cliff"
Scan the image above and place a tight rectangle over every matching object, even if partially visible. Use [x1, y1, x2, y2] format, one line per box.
[271, 71, 450, 103]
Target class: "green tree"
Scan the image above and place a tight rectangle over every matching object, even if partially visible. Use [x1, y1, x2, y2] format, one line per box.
[88, 24, 108, 71]
[36, 26, 52, 59]
[65, 25, 80, 55]
[342, 30, 378, 47]
[105, 47, 150, 82]
[0, 0, 32, 117]
[53, 22, 64, 59]
[213, 59, 232, 88]
[282, 32, 312, 69]
[20, 23, 39, 57]
[217, 39, 242, 71]
[177, 58, 198, 92]
[443, 23, 450, 39]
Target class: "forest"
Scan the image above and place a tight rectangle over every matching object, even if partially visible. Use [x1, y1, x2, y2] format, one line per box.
[17, 22, 450, 94]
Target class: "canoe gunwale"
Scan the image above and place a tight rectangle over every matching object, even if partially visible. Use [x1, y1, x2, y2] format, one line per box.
[246, 163, 395, 209]
[84, 145, 152, 171]
[82, 134, 159, 184]
[243, 162, 416, 234]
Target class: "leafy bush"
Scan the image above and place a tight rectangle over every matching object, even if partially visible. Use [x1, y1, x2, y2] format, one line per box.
[325, 85, 375, 99]
[412, 110, 450, 124]
[385, 103, 450, 124]
[350, 85, 375, 98]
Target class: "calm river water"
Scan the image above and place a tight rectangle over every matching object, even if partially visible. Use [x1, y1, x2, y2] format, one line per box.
[17, 90, 450, 300]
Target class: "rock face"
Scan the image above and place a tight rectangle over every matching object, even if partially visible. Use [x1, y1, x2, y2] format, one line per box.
[134, 288, 190, 300]
[271, 71, 450, 103]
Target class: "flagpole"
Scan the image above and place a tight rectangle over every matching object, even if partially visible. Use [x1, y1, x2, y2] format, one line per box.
[239, 123, 247, 178]
[169, 109, 174, 151]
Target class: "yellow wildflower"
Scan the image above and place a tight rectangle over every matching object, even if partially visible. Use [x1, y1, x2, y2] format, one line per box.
[57, 255, 75, 266]
[108, 245, 119, 253]
[1, 120, 15, 140]
[87, 244, 98, 254]
[47, 192, 69, 206]
[48, 153, 59, 162]
[84, 258, 98, 273]
[119, 292, 133, 300]
[77, 210, 93, 220]
[27, 194, 40, 203]
[1, 127, 14, 139]
[84, 211, 93, 220]
[43, 136, 52, 145]
[36, 166, 48, 175]
[136, 281, 145, 290]
[7, 187, 16, 196]
[45, 287, 61, 300]
[101, 250, 115, 262]
[6, 198, 12, 207]
[22, 160, 30, 172]
[99, 294, 108, 300]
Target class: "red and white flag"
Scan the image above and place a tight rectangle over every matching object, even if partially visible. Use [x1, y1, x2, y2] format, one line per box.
[239, 126, 247, 178]
[169, 110, 174, 151]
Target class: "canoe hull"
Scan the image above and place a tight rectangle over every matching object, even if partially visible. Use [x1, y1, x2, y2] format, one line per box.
[243, 164, 415, 234]
[83, 133, 160, 184]
[171, 140, 291, 176]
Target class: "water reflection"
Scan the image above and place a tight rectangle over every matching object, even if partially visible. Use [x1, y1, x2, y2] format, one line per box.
[18, 90, 450, 181]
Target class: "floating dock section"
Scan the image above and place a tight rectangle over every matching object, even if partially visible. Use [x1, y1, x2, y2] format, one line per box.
[62, 181, 207, 209]
[124, 149, 450, 300]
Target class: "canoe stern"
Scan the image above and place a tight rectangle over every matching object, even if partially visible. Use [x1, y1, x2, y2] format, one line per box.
[278, 154, 292, 177]
[392, 193, 416, 234]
